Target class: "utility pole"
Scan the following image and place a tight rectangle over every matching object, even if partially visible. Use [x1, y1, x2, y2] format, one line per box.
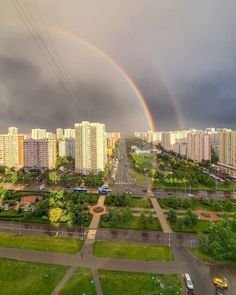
[18, 216, 22, 236]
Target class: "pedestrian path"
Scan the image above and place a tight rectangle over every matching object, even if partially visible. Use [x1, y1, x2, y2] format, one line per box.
[51, 266, 77, 295]
[92, 269, 103, 295]
[149, 197, 172, 233]
[87, 195, 105, 239]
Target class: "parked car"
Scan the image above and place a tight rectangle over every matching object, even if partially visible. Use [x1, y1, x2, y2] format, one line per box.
[183, 273, 194, 290]
[213, 277, 228, 289]
[216, 287, 224, 295]
[167, 192, 174, 195]
[187, 193, 194, 197]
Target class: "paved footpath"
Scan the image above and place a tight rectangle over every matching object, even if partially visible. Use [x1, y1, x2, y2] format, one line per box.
[55, 195, 106, 295]
[149, 197, 173, 233]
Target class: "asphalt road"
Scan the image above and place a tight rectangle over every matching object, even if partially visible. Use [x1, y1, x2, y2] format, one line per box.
[115, 137, 133, 185]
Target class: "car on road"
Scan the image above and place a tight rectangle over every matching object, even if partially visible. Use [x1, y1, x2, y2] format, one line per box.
[167, 192, 174, 195]
[187, 193, 194, 197]
[73, 187, 87, 193]
[213, 277, 228, 289]
[216, 286, 224, 295]
[183, 273, 194, 290]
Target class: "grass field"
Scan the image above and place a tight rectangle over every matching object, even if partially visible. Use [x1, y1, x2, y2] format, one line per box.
[0, 233, 83, 254]
[100, 215, 162, 231]
[93, 241, 173, 261]
[0, 257, 68, 295]
[130, 168, 149, 187]
[171, 220, 211, 233]
[59, 268, 96, 295]
[99, 270, 182, 295]
[190, 248, 236, 264]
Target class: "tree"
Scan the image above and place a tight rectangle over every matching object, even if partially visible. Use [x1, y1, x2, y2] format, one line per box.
[49, 208, 63, 223]
[34, 200, 49, 217]
[198, 221, 236, 261]
[140, 212, 148, 229]
[176, 217, 185, 230]
[121, 207, 132, 222]
[108, 208, 121, 226]
[167, 209, 177, 224]
[185, 209, 198, 225]
[49, 171, 60, 185]
[148, 212, 154, 224]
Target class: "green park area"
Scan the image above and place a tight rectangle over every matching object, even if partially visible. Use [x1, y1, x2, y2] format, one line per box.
[158, 196, 236, 212]
[93, 241, 173, 261]
[0, 233, 83, 254]
[0, 257, 68, 295]
[0, 188, 95, 226]
[59, 268, 96, 295]
[126, 140, 236, 190]
[99, 270, 182, 295]
[0, 159, 105, 188]
[191, 220, 236, 263]
[105, 194, 152, 208]
[100, 209, 162, 231]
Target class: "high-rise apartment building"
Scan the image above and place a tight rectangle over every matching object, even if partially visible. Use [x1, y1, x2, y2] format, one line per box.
[56, 128, 64, 140]
[75, 121, 107, 174]
[24, 139, 49, 169]
[31, 129, 46, 140]
[58, 139, 75, 158]
[218, 131, 236, 177]
[161, 131, 189, 151]
[107, 132, 121, 149]
[187, 132, 211, 162]
[64, 129, 75, 139]
[0, 127, 23, 169]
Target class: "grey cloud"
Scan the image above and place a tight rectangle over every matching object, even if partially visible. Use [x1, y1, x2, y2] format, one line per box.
[1, 0, 236, 131]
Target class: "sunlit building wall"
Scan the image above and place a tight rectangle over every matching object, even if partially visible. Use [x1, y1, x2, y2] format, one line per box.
[75, 121, 107, 174]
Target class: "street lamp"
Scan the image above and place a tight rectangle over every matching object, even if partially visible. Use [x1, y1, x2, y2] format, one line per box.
[18, 216, 22, 236]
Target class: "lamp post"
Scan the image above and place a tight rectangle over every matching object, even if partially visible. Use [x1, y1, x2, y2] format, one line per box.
[18, 216, 22, 236]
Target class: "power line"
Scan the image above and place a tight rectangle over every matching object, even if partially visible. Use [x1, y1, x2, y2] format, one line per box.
[23, 0, 82, 107]
[11, 0, 83, 111]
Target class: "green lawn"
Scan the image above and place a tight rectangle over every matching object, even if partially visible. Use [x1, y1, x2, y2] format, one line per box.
[158, 197, 236, 212]
[59, 268, 96, 295]
[130, 168, 150, 186]
[130, 197, 152, 208]
[190, 248, 236, 264]
[99, 270, 182, 295]
[100, 215, 162, 231]
[93, 241, 173, 261]
[0, 212, 93, 226]
[171, 220, 211, 233]
[0, 233, 83, 254]
[0, 257, 68, 295]
[105, 196, 152, 208]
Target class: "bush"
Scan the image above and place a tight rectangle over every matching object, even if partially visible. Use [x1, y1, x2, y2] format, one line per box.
[167, 209, 177, 224]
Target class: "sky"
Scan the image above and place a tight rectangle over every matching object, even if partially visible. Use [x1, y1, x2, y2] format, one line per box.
[1, 0, 236, 133]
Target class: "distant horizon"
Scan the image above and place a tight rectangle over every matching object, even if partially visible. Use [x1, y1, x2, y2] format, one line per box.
[0, 124, 234, 135]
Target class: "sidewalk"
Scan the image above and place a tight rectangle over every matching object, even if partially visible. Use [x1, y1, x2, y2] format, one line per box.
[149, 198, 173, 233]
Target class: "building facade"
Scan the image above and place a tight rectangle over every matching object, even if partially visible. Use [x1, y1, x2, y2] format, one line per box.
[75, 121, 107, 174]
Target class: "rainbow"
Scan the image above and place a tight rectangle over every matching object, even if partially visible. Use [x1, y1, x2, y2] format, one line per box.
[47, 26, 156, 132]
[6, 22, 184, 132]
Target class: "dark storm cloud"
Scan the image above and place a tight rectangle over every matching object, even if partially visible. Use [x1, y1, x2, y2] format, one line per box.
[1, 0, 236, 131]
[0, 54, 145, 132]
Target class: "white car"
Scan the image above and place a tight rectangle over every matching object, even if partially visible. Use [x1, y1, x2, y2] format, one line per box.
[183, 273, 194, 290]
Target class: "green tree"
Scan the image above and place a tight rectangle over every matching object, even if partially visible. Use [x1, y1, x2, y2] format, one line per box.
[167, 209, 177, 224]
[121, 207, 132, 222]
[34, 200, 49, 217]
[199, 221, 236, 261]
[49, 208, 63, 223]
[148, 212, 154, 224]
[49, 171, 60, 185]
[140, 212, 148, 229]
